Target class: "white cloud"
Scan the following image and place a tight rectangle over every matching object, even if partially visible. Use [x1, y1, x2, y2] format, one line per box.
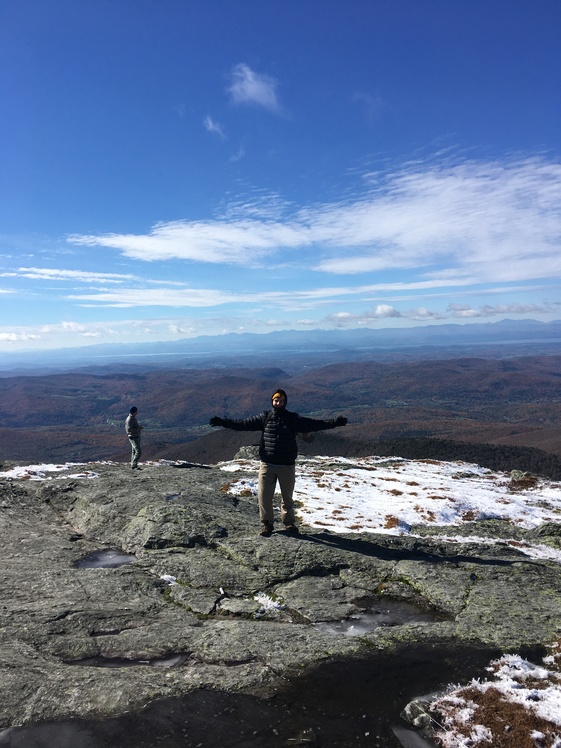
[227, 63, 280, 112]
[410, 306, 445, 320]
[448, 302, 560, 319]
[66, 157, 561, 289]
[9, 316, 225, 345]
[203, 115, 226, 139]
[67, 287, 243, 308]
[67, 280, 462, 311]
[58, 279, 561, 315]
[327, 304, 404, 327]
[229, 146, 245, 162]
[324, 298, 561, 328]
[374, 304, 402, 318]
[59, 322, 100, 337]
[1, 292, 559, 353]
[168, 323, 197, 335]
[313, 158, 561, 279]
[66, 284, 359, 309]
[0, 332, 43, 342]
[0, 267, 137, 284]
[68, 219, 306, 265]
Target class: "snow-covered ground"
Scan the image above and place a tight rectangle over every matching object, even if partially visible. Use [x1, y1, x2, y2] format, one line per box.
[221, 454, 561, 563]
[220, 454, 561, 746]
[0, 462, 102, 480]
[429, 645, 561, 748]
[2, 454, 561, 745]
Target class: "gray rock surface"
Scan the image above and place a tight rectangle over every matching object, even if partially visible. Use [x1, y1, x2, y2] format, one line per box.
[1, 457, 560, 730]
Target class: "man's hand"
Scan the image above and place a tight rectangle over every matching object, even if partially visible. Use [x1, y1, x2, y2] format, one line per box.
[334, 415, 348, 427]
[210, 416, 225, 427]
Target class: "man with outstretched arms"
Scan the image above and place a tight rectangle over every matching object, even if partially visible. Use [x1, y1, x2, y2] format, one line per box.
[210, 388, 347, 536]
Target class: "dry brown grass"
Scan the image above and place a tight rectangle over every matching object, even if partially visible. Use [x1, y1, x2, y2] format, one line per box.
[509, 472, 540, 491]
[384, 515, 400, 529]
[432, 686, 559, 747]
[429, 641, 561, 748]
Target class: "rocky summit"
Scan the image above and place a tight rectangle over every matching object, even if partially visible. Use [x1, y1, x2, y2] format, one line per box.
[1, 455, 560, 736]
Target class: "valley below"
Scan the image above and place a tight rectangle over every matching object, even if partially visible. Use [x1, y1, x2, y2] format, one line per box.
[1, 352, 560, 476]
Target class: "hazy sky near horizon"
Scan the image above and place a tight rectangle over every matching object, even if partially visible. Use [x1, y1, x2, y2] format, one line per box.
[1, 0, 560, 352]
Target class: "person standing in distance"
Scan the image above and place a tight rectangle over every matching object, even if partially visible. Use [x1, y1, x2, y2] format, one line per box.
[210, 388, 348, 536]
[125, 406, 144, 470]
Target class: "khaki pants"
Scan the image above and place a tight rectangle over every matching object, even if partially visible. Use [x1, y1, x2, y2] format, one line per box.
[258, 462, 296, 526]
[129, 437, 142, 468]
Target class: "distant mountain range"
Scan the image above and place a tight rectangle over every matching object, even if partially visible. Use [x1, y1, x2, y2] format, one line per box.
[2, 319, 561, 375]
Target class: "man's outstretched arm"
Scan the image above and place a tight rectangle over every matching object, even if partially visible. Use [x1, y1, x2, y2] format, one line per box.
[293, 414, 348, 432]
[209, 414, 265, 431]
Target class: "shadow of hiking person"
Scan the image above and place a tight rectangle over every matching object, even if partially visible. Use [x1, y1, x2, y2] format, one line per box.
[296, 530, 530, 567]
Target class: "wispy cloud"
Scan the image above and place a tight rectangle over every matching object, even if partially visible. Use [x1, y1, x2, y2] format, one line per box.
[203, 115, 226, 139]
[61, 280, 509, 311]
[0, 331, 43, 342]
[326, 301, 561, 327]
[227, 63, 280, 112]
[312, 157, 561, 280]
[0, 267, 137, 284]
[2, 296, 560, 350]
[0, 315, 261, 346]
[67, 287, 245, 308]
[327, 304, 444, 327]
[229, 146, 245, 162]
[448, 302, 561, 318]
[67, 157, 561, 289]
[66, 284, 358, 309]
[353, 92, 386, 123]
[68, 220, 305, 265]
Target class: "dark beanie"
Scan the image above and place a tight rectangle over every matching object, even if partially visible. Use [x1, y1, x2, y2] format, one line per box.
[271, 388, 288, 405]
[129, 406, 138, 414]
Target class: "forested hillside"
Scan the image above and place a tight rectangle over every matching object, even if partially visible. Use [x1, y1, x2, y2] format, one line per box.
[0, 354, 560, 466]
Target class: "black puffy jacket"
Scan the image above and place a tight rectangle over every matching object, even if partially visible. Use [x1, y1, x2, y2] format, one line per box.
[219, 408, 341, 465]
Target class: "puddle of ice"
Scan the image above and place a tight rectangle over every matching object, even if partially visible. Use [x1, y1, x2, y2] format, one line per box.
[315, 598, 446, 636]
[69, 653, 189, 668]
[73, 549, 137, 569]
[0, 643, 513, 748]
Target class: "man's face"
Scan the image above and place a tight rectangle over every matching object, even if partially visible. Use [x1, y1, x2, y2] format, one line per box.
[272, 395, 285, 409]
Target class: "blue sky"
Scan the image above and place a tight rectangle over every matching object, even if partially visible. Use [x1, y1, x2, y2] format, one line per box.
[1, 0, 560, 352]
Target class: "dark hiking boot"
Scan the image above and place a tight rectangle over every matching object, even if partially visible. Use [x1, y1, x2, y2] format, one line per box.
[259, 522, 274, 537]
[284, 524, 299, 534]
